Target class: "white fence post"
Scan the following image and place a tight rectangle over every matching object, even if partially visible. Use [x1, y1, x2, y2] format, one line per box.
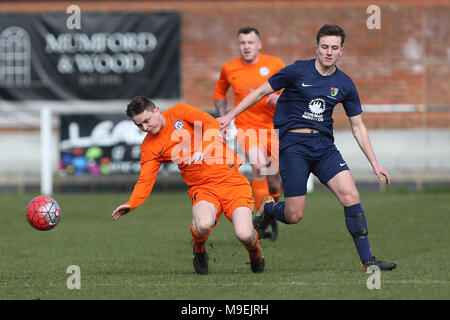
[40, 107, 53, 195]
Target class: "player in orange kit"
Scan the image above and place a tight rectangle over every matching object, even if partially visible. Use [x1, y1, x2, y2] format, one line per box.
[214, 27, 285, 240]
[111, 96, 265, 274]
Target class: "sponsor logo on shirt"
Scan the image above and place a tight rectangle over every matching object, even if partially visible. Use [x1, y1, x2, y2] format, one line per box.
[308, 98, 326, 115]
[302, 98, 326, 122]
[259, 66, 270, 76]
[174, 120, 184, 131]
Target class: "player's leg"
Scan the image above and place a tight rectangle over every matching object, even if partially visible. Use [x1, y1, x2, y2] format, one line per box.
[326, 170, 360, 206]
[284, 195, 306, 223]
[315, 145, 374, 267]
[254, 194, 306, 235]
[237, 128, 274, 210]
[247, 145, 281, 241]
[253, 141, 311, 233]
[191, 200, 218, 250]
[267, 172, 282, 201]
[247, 145, 271, 211]
[248, 130, 282, 205]
[326, 165, 396, 271]
[221, 171, 264, 273]
[326, 170, 373, 265]
[230, 206, 260, 255]
[230, 206, 265, 273]
[266, 128, 282, 202]
[261, 173, 282, 241]
[261, 130, 282, 240]
[190, 196, 220, 275]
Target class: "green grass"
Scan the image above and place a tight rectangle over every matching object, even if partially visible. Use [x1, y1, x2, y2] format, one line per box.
[0, 189, 449, 300]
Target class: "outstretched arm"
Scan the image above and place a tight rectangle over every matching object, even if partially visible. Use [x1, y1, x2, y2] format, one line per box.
[349, 115, 391, 187]
[217, 81, 275, 133]
[112, 157, 161, 220]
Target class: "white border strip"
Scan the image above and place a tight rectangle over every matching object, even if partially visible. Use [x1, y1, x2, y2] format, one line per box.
[362, 104, 418, 113]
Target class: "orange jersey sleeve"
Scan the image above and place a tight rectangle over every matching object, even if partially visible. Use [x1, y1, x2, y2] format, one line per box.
[214, 54, 285, 130]
[214, 67, 230, 101]
[125, 140, 162, 211]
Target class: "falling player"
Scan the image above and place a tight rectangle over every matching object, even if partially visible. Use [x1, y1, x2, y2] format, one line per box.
[112, 96, 265, 274]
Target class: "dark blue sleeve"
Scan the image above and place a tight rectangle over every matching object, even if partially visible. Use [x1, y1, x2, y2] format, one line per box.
[343, 79, 362, 117]
[268, 62, 297, 91]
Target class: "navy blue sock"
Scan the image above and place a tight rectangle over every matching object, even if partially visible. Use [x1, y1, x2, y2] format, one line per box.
[264, 201, 290, 224]
[344, 204, 373, 263]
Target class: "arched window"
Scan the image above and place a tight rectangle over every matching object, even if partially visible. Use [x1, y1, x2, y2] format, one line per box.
[0, 26, 31, 87]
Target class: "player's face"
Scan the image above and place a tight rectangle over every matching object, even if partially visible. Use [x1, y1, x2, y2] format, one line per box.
[132, 107, 164, 135]
[316, 35, 344, 68]
[238, 31, 262, 64]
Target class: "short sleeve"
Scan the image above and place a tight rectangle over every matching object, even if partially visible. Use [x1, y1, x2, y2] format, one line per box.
[268, 62, 297, 91]
[343, 79, 362, 117]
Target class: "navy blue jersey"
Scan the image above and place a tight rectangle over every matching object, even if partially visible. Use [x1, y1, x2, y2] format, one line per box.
[268, 59, 362, 144]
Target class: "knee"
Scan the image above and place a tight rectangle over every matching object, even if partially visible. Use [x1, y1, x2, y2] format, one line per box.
[193, 219, 214, 236]
[285, 205, 304, 224]
[235, 227, 254, 244]
[340, 190, 360, 207]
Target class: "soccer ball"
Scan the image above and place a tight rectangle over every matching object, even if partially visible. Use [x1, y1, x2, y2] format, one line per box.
[26, 196, 62, 231]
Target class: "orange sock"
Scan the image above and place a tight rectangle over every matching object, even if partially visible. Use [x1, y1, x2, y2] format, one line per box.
[252, 178, 269, 210]
[270, 186, 282, 202]
[244, 230, 262, 260]
[190, 225, 211, 253]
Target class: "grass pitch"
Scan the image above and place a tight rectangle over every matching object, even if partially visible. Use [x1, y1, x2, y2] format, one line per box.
[0, 189, 449, 300]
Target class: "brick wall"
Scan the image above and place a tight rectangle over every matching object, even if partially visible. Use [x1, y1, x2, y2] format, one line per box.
[1, 0, 449, 129]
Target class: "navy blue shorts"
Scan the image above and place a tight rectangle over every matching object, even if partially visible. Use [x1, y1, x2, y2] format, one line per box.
[279, 132, 349, 197]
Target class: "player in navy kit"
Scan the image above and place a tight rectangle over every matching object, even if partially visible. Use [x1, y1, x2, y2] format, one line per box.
[218, 24, 396, 271]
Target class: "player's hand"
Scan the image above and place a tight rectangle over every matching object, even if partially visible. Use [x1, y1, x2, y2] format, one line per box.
[266, 93, 280, 106]
[112, 204, 131, 221]
[373, 165, 391, 188]
[217, 115, 231, 136]
[188, 151, 205, 165]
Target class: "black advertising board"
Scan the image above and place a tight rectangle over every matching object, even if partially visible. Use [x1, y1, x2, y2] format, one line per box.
[59, 114, 146, 176]
[0, 11, 180, 100]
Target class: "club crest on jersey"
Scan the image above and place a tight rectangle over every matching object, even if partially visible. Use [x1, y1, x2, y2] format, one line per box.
[174, 120, 184, 131]
[330, 86, 339, 96]
[259, 66, 270, 76]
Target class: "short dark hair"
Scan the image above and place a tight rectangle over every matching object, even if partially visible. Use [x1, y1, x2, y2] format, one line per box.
[237, 26, 260, 38]
[316, 24, 345, 46]
[126, 96, 156, 118]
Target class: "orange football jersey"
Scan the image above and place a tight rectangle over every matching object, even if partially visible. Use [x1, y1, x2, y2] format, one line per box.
[214, 54, 285, 130]
[126, 103, 242, 211]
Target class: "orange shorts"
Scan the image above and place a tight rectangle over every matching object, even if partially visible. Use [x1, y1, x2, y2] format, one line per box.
[235, 126, 279, 169]
[187, 170, 254, 222]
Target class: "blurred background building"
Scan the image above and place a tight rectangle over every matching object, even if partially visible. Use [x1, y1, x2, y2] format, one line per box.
[0, 0, 449, 192]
